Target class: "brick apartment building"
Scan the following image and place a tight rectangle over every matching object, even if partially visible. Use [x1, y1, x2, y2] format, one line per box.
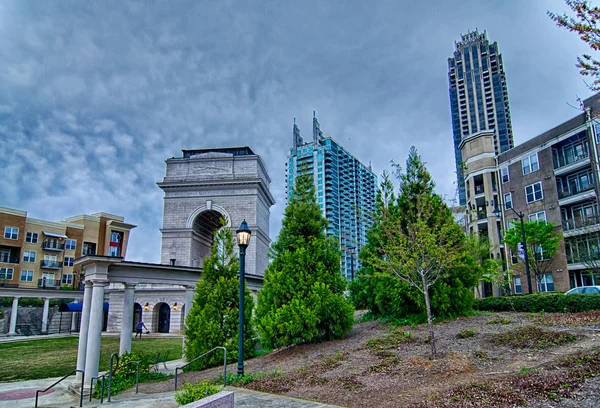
[461, 93, 600, 296]
[0, 206, 136, 289]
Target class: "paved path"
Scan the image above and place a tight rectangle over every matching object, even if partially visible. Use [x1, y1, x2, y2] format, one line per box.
[0, 377, 342, 407]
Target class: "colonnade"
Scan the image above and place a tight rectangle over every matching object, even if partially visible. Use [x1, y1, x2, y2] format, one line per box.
[7, 296, 78, 335]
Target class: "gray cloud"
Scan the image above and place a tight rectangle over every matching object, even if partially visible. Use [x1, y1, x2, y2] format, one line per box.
[0, 0, 594, 262]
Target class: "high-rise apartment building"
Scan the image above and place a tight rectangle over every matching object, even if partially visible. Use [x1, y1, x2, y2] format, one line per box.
[0, 206, 135, 290]
[286, 114, 377, 280]
[448, 29, 514, 205]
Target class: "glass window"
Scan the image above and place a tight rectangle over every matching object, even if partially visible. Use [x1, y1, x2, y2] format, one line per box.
[0, 268, 14, 280]
[3, 227, 18, 240]
[65, 239, 77, 250]
[528, 211, 547, 223]
[0, 249, 10, 263]
[510, 249, 518, 265]
[522, 153, 539, 175]
[25, 232, 38, 244]
[504, 193, 513, 210]
[20, 270, 33, 282]
[538, 273, 555, 292]
[83, 242, 96, 256]
[513, 277, 522, 294]
[62, 274, 73, 285]
[64, 256, 74, 267]
[526, 182, 543, 203]
[501, 167, 509, 183]
[23, 251, 36, 263]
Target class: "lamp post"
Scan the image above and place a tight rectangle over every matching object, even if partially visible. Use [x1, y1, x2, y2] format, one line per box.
[236, 219, 251, 376]
[494, 202, 533, 294]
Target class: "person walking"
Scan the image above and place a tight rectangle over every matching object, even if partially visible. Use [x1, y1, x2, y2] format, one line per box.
[135, 320, 148, 340]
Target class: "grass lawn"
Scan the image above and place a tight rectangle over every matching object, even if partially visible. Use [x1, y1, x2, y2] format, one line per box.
[0, 336, 182, 382]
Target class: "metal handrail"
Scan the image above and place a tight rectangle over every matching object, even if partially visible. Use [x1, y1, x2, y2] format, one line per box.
[107, 352, 118, 402]
[90, 374, 108, 403]
[175, 346, 226, 390]
[35, 369, 84, 408]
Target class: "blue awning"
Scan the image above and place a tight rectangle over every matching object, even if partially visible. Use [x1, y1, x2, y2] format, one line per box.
[59, 302, 109, 312]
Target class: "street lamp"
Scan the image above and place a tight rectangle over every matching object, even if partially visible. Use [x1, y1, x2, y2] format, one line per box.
[493, 201, 533, 294]
[236, 219, 251, 375]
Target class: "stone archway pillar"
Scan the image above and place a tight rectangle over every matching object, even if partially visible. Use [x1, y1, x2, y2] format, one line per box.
[7, 296, 19, 336]
[41, 297, 50, 333]
[119, 283, 136, 355]
[75, 282, 93, 383]
[84, 280, 108, 382]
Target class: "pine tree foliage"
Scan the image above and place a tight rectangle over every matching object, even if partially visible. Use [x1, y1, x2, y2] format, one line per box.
[184, 225, 254, 369]
[255, 168, 354, 348]
[349, 148, 477, 359]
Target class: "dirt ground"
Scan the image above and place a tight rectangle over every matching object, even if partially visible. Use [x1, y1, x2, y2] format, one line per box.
[140, 311, 600, 407]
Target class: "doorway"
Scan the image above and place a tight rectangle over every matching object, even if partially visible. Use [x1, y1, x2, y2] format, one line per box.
[158, 303, 171, 333]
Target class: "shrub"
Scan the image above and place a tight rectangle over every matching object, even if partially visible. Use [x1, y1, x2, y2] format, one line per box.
[94, 351, 170, 398]
[487, 317, 511, 325]
[457, 328, 477, 338]
[490, 326, 576, 349]
[174, 381, 219, 405]
[475, 293, 600, 313]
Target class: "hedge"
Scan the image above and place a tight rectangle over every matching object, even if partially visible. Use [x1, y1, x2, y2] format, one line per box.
[476, 293, 600, 313]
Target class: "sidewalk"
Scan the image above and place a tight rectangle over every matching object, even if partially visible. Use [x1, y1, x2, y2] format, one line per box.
[0, 376, 342, 407]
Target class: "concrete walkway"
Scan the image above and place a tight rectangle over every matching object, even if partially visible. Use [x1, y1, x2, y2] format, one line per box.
[0, 377, 342, 407]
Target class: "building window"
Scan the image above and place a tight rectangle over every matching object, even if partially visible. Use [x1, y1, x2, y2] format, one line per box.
[528, 211, 547, 223]
[513, 277, 522, 294]
[64, 256, 74, 267]
[62, 274, 73, 285]
[65, 239, 77, 250]
[526, 182, 543, 203]
[534, 244, 550, 261]
[23, 251, 36, 263]
[501, 167, 509, 183]
[504, 192, 513, 210]
[26, 232, 38, 244]
[538, 273, 555, 292]
[510, 249, 518, 265]
[0, 249, 10, 263]
[83, 242, 96, 256]
[20, 270, 34, 282]
[0, 267, 14, 280]
[4, 227, 18, 240]
[42, 272, 55, 285]
[522, 153, 539, 175]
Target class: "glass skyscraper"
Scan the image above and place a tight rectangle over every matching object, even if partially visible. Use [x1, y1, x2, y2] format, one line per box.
[448, 30, 514, 205]
[286, 113, 377, 280]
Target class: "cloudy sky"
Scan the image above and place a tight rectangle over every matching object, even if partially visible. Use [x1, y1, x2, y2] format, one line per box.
[0, 0, 594, 262]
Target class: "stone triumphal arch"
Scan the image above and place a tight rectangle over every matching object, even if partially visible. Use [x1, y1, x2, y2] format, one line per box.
[157, 147, 275, 276]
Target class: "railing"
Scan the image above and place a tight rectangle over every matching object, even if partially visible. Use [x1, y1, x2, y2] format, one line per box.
[477, 211, 487, 220]
[38, 278, 61, 289]
[90, 374, 109, 404]
[40, 260, 63, 268]
[554, 152, 589, 170]
[42, 240, 65, 250]
[558, 184, 595, 199]
[175, 346, 226, 390]
[35, 369, 84, 408]
[89, 352, 140, 403]
[562, 216, 600, 232]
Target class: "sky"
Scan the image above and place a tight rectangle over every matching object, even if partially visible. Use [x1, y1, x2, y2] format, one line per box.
[0, 0, 595, 263]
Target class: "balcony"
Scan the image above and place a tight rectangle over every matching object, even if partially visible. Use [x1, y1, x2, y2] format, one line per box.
[562, 216, 600, 237]
[553, 153, 590, 176]
[558, 185, 596, 206]
[40, 260, 63, 269]
[474, 185, 485, 195]
[38, 278, 61, 289]
[477, 211, 487, 221]
[42, 240, 64, 251]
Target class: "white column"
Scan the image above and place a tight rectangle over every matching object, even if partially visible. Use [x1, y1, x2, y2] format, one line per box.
[182, 287, 195, 361]
[70, 299, 79, 332]
[75, 282, 92, 383]
[84, 280, 108, 382]
[184, 287, 194, 325]
[7, 297, 19, 336]
[41, 298, 50, 333]
[119, 284, 136, 356]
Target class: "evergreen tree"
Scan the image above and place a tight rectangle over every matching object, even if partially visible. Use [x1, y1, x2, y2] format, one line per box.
[350, 148, 477, 358]
[255, 168, 354, 348]
[184, 226, 254, 369]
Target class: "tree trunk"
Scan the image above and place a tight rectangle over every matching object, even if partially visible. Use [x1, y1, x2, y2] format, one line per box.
[422, 278, 436, 359]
